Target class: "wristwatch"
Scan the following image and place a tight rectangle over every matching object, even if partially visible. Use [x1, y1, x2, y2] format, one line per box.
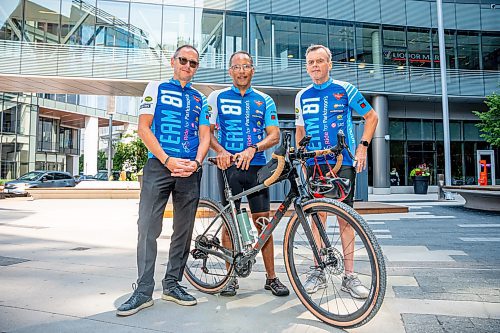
[194, 160, 202, 172]
[359, 140, 369, 147]
[249, 144, 259, 152]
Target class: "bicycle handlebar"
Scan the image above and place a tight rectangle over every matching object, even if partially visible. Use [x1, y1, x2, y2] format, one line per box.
[206, 130, 354, 187]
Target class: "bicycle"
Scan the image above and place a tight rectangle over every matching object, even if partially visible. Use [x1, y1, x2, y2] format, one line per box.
[184, 130, 386, 328]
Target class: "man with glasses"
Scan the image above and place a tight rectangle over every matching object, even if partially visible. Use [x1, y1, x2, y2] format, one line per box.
[207, 51, 289, 297]
[117, 45, 210, 316]
[295, 44, 378, 299]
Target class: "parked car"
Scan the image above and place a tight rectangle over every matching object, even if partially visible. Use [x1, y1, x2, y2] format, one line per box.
[74, 174, 96, 183]
[3, 171, 76, 194]
[94, 170, 120, 181]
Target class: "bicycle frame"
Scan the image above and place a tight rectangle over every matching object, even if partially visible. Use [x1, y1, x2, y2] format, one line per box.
[203, 161, 334, 271]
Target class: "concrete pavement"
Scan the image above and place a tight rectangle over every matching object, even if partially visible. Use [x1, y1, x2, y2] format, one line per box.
[0, 194, 499, 332]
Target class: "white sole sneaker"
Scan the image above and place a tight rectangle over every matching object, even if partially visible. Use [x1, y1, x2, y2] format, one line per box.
[340, 286, 367, 299]
[116, 299, 154, 316]
[306, 282, 327, 294]
[161, 294, 197, 306]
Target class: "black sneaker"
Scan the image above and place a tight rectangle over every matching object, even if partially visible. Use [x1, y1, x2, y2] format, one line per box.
[116, 289, 153, 316]
[220, 278, 239, 297]
[162, 284, 197, 306]
[264, 275, 290, 297]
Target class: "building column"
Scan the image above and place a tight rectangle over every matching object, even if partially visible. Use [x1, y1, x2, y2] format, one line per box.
[372, 95, 390, 194]
[66, 155, 79, 176]
[84, 116, 98, 175]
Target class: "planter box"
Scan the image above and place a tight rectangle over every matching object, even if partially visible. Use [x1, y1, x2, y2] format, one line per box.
[413, 176, 430, 194]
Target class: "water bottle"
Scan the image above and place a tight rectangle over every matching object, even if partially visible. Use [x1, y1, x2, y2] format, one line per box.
[236, 208, 255, 245]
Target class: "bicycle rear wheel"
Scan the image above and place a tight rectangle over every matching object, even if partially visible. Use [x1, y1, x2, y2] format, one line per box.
[283, 198, 386, 328]
[184, 198, 239, 294]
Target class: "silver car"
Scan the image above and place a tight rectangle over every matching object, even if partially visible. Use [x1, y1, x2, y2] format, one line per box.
[3, 171, 76, 194]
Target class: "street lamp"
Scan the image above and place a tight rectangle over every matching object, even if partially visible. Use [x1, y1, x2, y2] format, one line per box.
[107, 96, 116, 180]
[436, 0, 452, 186]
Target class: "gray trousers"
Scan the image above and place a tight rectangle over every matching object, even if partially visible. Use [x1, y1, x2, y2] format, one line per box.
[136, 158, 202, 296]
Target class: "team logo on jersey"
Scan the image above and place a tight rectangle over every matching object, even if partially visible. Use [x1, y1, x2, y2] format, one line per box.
[255, 110, 263, 115]
[295, 108, 300, 114]
[271, 115, 276, 120]
[193, 95, 201, 103]
[338, 122, 344, 127]
[360, 103, 366, 109]
[253, 128, 257, 132]
[331, 123, 337, 128]
[334, 104, 345, 108]
[254, 100, 264, 107]
[144, 96, 153, 102]
[258, 135, 262, 140]
[333, 93, 344, 100]
[337, 115, 343, 120]
[257, 121, 262, 126]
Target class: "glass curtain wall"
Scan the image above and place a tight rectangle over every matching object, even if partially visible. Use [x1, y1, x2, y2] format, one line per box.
[356, 24, 380, 65]
[457, 31, 480, 70]
[389, 118, 492, 186]
[407, 27, 433, 68]
[482, 32, 500, 70]
[328, 21, 355, 63]
[382, 25, 407, 66]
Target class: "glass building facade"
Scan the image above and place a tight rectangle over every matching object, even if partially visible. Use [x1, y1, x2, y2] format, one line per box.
[0, 0, 499, 186]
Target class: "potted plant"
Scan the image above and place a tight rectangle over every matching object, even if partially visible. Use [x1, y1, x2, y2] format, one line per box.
[410, 163, 431, 194]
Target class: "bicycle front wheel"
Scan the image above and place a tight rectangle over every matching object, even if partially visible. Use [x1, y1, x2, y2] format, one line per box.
[283, 198, 386, 328]
[184, 198, 239, 294]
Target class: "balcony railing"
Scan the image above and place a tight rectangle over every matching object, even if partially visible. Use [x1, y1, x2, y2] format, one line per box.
[0, 40, 498, 97]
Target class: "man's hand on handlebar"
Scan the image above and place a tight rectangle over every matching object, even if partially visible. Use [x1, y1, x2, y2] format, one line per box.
[234, 147, 256, 171]
[215, 149, 234, 170]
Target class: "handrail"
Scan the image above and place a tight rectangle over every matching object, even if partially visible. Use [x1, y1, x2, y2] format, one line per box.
[0, 40, 498, 97]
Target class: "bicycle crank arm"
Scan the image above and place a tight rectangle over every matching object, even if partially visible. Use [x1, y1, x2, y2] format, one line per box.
[195, 245, 234, 264]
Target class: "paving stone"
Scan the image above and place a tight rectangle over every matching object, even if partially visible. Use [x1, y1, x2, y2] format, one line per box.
[469, 318, 500, 332]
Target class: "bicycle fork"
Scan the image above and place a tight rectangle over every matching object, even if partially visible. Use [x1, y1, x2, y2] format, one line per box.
[293, 199, 336, 270]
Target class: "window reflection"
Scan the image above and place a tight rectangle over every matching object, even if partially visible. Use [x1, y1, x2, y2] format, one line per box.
[457, 31, 479, 70]
[225, 12, 247, 58]
[0, 1, 23, 41]
[407, 27, 433, 68]
[300, 19, 327, 59]
[382, 25, 406, 66]
[272, 16, 300, 61]
[356, 23, 380, 64]
[24, 0, 62, 43]
[129, 2, 163, 49]
[162, 6, 194, 51]
[195, 9, 223, 61]
[95, 0, 130, 48]
[482, 32, 500, 70]
[329, 22, 355, 63]
[250, 14, 271, 58]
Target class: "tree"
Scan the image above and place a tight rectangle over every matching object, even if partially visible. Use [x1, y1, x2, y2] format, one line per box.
[79, 151, 108, 174]
[473, 93, 500, 147]
[112, 133, 147, 172]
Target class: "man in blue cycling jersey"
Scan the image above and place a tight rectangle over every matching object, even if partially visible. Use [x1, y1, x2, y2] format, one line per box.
[207, 51, 289, 297]
[117, 45, 210, 316]
[295, 44, 378, 299]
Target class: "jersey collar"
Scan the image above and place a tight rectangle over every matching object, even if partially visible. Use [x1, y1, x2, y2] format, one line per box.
[312, 78, 333, 90]
[169, 78, 192, 89]
[231, 85, 253, 96]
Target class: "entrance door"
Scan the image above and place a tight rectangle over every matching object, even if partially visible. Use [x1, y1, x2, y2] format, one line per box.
[476, 150, 496, 185]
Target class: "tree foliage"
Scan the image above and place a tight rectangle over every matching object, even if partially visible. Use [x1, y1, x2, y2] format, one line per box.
[112, 133, 148, 172]
[473, 93, 500, 147]
[79, 151, 108, 174]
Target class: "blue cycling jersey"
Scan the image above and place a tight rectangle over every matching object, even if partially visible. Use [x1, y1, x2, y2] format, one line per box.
[295, 78, 372, 166]
[207, 86, 279, 166]
[139, 79, 210, 160]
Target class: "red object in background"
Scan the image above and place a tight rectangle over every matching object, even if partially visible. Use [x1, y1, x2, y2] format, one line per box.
[479, 159, 488, 186]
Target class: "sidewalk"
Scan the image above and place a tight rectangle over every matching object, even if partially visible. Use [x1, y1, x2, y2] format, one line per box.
[0, 194, 488, 333]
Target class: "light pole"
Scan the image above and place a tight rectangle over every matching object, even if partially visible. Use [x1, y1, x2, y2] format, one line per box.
[107, 96, 116, 180]
[436, 0, 452, 186]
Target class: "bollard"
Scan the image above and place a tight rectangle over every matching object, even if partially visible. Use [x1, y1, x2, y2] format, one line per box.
[438, 173, 445, 201]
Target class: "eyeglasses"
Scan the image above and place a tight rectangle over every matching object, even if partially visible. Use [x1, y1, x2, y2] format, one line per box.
[176, 57, 199, 69]
[306, 58, 328, 66]
[230, 64, 253, 71]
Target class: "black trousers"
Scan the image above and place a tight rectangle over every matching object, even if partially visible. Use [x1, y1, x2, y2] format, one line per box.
[135, 158, 202, 296]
